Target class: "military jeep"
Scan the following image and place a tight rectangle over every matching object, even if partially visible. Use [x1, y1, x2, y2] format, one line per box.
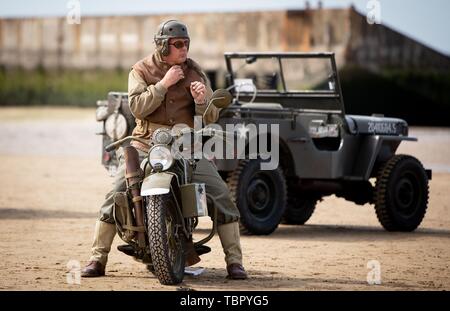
[95, 52, 431, 236]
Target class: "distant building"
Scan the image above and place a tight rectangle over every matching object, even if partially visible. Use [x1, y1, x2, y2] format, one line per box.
[1, 5, 449, 125]
[1, 5, 449, 82]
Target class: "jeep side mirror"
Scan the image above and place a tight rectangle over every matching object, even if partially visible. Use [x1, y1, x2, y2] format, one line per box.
[202, 89, 232, 124]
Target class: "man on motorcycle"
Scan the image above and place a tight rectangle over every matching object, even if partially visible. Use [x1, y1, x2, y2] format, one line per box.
[81, 20, 247, 280]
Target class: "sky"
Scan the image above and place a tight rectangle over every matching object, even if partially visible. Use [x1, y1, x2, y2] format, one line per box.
[1, 0, 449, 55]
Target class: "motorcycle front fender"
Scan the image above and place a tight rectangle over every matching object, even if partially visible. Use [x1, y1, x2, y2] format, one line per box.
[140, 172, 174, 196]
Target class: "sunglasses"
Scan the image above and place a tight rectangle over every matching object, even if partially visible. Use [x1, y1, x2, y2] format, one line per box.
[169, 40, 190, 49]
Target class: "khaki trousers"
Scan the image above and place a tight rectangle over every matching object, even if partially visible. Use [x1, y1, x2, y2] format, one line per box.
[91, 151, 242, 266]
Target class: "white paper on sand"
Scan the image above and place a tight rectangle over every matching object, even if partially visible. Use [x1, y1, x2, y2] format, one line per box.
[184, 267, 205, 276]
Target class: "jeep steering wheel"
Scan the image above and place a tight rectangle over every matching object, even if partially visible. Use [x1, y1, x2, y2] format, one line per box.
[226, 82, 257, 106]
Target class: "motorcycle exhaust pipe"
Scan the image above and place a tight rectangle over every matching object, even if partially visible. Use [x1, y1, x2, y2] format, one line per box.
[124, 146, 146, 248]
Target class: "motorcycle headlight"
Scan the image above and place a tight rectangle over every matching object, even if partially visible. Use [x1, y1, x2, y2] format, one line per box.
[149, 145, 174, 171]
[152, 128, 173, 145]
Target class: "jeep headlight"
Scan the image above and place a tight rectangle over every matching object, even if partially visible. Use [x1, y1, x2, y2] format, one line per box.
[149, 145, 174, 171]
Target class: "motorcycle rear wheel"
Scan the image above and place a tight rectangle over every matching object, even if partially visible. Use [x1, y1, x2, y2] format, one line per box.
[147, 194, 186, 285]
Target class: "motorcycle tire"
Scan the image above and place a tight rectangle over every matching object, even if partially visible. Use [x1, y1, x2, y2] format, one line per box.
[147, 194, 186, 285]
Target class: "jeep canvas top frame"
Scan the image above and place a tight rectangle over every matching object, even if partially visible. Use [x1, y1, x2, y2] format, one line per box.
[224, 52, 345, 113]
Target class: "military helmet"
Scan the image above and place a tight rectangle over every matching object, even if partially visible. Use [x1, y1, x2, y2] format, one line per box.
[154, 20, 190, 56]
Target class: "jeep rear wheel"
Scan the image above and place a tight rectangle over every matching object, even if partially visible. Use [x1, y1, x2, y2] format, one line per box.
[227, 159, 287, 235]
[374, 155, 429, 232]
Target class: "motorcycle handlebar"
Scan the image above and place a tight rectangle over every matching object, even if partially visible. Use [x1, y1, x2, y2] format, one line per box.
[104, 130, 236, 153]
[105, 142, 120, 152]
[105, 136, 150, 152]
[197, 128, 237, 139]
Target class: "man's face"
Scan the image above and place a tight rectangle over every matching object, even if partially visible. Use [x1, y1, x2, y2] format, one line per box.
[164, 37, 189, 65]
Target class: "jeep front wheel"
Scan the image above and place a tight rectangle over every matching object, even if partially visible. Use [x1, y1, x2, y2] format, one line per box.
[282, 196, 317, 225]
[374, 155, 429, 232]
[227, 159, 287, 235]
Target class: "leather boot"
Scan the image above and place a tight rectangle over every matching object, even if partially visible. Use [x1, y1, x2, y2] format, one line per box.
[217, 222, 248, 280]
[81, 261, 105, 277]
[226, 263, 247, 280]
[83, 220, 116, 277]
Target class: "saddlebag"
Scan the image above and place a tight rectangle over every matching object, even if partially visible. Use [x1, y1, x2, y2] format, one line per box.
[113, 191, 144, 243]
[180, 183, 209, 218]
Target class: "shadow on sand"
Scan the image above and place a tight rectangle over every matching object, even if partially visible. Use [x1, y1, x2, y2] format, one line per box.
[0, 208, 96, 219]
[194, 223, 450, 242]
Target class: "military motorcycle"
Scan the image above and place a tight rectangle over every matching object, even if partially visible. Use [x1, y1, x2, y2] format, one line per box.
[104, 89, 233, 285]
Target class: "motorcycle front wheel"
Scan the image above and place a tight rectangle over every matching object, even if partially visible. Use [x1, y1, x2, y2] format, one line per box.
[147, 194, 186, 285]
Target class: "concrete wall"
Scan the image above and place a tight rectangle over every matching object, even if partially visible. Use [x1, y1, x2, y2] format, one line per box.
[0, 11, 284, 73]
[1, 8, 449, 73]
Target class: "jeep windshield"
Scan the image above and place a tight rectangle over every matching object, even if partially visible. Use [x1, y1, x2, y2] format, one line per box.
[223, 52, 344, 112]
[225, 52, 340, 94]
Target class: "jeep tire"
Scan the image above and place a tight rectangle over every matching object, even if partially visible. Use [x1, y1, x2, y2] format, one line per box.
[227, 159, 287, 235]
[374, 155, 429, 232]
[282, 195, 317, 225]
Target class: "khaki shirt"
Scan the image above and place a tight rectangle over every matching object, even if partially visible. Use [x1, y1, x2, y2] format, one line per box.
[128, 69, 220, 130]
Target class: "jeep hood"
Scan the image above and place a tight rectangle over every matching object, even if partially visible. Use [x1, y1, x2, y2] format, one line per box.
[345, 115, 408, 136]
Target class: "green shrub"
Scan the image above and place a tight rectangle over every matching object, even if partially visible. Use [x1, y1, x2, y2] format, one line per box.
[339, 66, 450, 126]
[0, 68, 127, 107]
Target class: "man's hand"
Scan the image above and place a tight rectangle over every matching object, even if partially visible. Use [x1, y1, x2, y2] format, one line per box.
[160, 65, 184, 89]
[190, 81, 206, 105]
